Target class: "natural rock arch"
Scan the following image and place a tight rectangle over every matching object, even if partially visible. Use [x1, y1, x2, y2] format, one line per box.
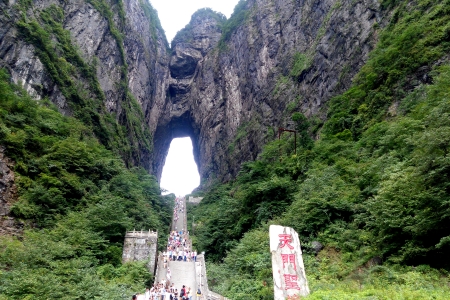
[0, 1, 380, 186]
[152, 111, 202, 183]
[148, 1, 379, 184]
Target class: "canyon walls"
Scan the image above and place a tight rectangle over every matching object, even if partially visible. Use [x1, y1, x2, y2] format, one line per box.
[0, 0, 381, 184]
[151, 0, 380, 182]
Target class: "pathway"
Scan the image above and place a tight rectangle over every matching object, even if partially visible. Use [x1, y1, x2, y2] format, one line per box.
[155, 197, 199, 299]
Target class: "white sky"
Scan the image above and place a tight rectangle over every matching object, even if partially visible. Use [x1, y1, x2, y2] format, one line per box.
[149, 0, 240, 43]
[152, 1, 240, 196]
[160, 138, 200, 196]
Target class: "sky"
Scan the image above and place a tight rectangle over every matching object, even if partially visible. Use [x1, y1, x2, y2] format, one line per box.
[149, 0, 240, 43]
[152, 1, 240, 196]
[160, 138, 200, 196]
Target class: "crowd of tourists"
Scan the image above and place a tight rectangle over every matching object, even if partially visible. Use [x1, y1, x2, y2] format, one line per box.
[165, 197, 197, 263]
[131, 197, 202, 299]
[164, 230, 197, 263]
[132, 283, 198, 300]
[172, 197, 183, 227]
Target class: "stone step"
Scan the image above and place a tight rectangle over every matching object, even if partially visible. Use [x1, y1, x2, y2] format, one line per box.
[154, 197, 199, 299]
[168, 260, 198, 299]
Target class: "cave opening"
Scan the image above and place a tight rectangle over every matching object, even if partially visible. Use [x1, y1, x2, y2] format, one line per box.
[153, 109, 202, 196]
[160, 137, 200, 196]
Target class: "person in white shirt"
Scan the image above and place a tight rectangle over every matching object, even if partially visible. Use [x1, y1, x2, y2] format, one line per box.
[166, 267, 171, 281]
[160, 287, 166, 300]
[136, 293, 145, 300]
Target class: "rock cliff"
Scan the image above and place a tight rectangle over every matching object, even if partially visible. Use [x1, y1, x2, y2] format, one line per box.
[0, 0, 169, 170]
[0, 146, 22, 236]
[0, 0, 382, 186]
[151, 0, 381, 182]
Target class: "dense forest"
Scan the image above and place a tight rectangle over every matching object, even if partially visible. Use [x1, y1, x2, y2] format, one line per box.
[0, 0, 172, 297]
[0, 70, 173, 297]
[188, 0, 450, 298]
[1, 0, 450, 298]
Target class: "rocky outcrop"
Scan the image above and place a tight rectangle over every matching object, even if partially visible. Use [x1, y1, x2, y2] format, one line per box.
[151, 0, 381, 182]
[0, 0, 170, 230]
[0, 0, 170, 169]
[0, 0, 71, 114]
[151, 9, 224, 181]
[0, 0, 382, 187]
[0, 146, 22, 236]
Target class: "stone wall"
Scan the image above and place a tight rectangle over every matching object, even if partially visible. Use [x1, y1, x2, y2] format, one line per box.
[195, 253, 229, 300]
[122, 230, 158, 275]
[187, 196, 203, 205]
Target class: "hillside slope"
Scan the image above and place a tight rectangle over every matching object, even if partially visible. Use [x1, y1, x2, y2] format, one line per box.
[0, 0, 171, 297]
[0, 0, 449, 298]
[187, 0, 450, 298]
[153, 0, 381, 183]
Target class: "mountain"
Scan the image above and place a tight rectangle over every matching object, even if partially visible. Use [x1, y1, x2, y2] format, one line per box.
[1, 0, 381, 183]
[1, 0, 450, 298]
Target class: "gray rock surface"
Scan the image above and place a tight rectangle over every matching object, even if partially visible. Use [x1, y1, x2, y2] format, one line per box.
[311, 241, 324, 254]
[0, 0, 382, 187]
[150, 0, 381, 183]
[366, 256, 383, 267]
[0, 146, 22, 236]
[122, 230, 159, 274]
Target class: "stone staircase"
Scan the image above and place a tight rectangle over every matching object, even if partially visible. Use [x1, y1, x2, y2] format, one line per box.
[154, 196, 229, 300]
[169, 260, 197, 297]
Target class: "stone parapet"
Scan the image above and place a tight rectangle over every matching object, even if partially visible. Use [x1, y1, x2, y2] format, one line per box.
[187, 196, 203, 204]
[195, 254, 229, 300]
[125, 229, 158, 238]
[122, 229, 158, 275]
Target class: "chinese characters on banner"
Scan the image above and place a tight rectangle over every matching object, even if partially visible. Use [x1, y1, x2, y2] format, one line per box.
[270, 225, 310, 299]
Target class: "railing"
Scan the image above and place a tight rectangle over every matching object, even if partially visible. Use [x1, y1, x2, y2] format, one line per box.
[154, 252, 162, 282]
[195, 254, 229, 300]
[207, 291, 229, 300]
[125, 229, 158, 238]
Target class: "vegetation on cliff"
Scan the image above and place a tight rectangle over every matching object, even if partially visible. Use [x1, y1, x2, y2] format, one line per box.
[172, 8, 226, 46]
[17, 1, 154, 167]
[218, 0, 249, 50]
[139, 0, 169, 47]
[188, 0, 450, 298]
[0, 70, 171, 297]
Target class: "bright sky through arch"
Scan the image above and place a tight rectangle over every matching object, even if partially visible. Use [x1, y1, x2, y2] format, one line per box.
[149, 0, 241, 43]
[160, 138, 200, 196]
[150, 1, 240, 195]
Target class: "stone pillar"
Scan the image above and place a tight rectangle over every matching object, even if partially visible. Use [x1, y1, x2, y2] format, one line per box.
[270, 225, 309, 299]
[122, 230, 158, 275]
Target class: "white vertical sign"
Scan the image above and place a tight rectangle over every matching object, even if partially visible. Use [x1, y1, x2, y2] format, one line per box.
[270, 225, 310, 299]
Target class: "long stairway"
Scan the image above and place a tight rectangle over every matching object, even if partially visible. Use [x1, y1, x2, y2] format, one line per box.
[155, 197, 199, 299]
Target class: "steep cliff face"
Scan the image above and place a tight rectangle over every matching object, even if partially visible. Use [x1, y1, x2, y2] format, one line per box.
[151, 9, 224, 182]
[0, 146, 22, 236]
[151, 0, 381, 182]
[1, 0, 381, 186]
[0, 0, 169, 170]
